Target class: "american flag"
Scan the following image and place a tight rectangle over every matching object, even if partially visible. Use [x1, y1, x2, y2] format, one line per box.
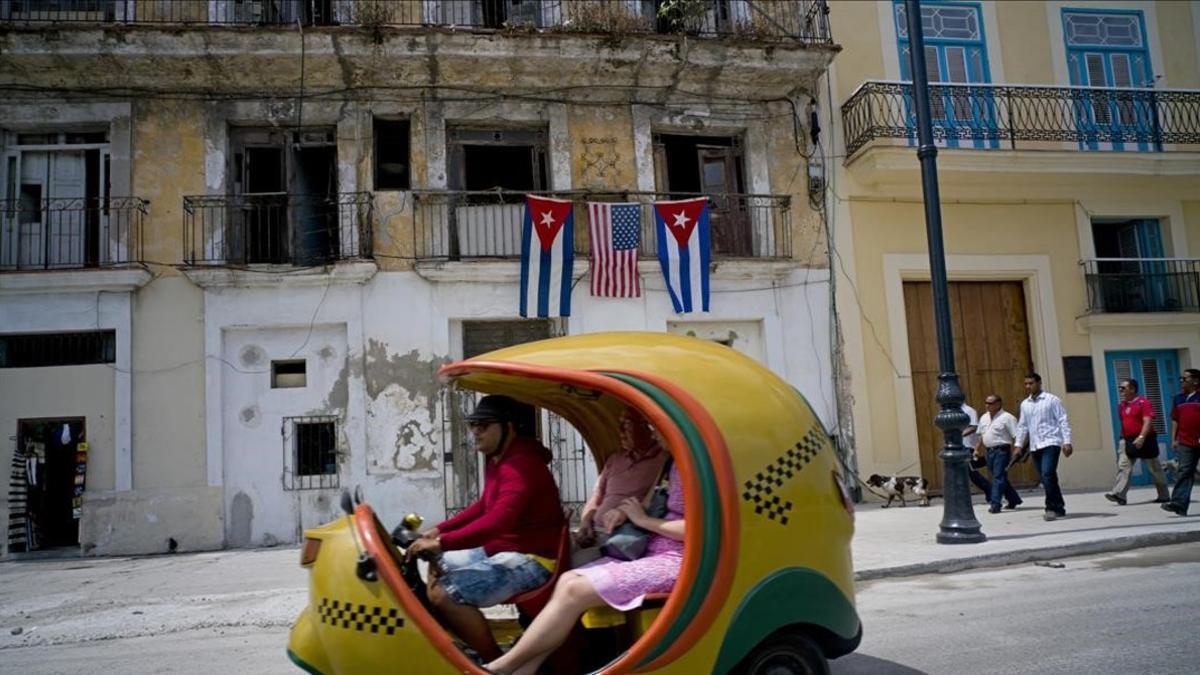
[588, 202, 642, 298]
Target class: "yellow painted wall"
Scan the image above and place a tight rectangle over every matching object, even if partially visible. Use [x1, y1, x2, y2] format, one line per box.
[1157, 1, 1200, 88]
[1185, 201, 1200, 257]
[130, 276, 207, 489]
[0, 366, 116, 492]
[133, 100, 206, 271]
[995, 1, 1056, 84]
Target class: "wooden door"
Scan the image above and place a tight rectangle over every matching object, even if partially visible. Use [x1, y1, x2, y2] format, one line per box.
[904, 281, 1040, 492]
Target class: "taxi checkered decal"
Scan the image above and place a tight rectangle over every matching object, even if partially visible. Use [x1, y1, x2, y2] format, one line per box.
[741, 427, 826, 525]
[318, 598, 405, 635]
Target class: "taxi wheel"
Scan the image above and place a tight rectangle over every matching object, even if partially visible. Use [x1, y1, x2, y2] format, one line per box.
[737, 632, 830, 675]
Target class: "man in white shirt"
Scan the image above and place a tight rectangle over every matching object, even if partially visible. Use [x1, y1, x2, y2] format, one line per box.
[1015, 372, 1074, 521]
[961, 403, 991, 499]
[976, 394, 1023, 513]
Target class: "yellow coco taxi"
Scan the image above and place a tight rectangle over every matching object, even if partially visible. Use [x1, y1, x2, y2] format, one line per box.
[287, 332, 861, 674]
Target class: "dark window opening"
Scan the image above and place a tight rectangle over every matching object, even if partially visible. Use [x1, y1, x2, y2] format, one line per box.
[271, 359, 307, 388]
[285, 417, 340, 490]
[229, 127, 338, 265]
[0, 331, 116, 368]
[448, 127, 548, 204]
[18, 183, 42, 224]
[374, 118, 411, 190]
[653, 132, 751, 256]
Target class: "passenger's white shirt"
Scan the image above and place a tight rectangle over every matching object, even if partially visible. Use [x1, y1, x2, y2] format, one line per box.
[979, 410, 1018, 448]
[1016, 391, 1072, 450]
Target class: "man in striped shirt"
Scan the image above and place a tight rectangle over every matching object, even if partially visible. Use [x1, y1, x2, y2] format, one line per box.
[1015, 372, 1073, 521]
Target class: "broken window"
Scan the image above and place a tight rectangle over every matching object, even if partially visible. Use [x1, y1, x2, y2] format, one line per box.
[444, 126, 549, 257]
[2, 129, 111, 270]
[653, 132, 752, 257]
[373, 118, 411, 191]
[228, 127, 338, 265]
[284, 416, 339, 490]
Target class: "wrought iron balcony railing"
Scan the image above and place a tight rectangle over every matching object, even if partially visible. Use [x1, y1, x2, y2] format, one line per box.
[842, 80, 1200, 158]
[1, 197, 147, 272]
[1082, 258, 1200, 314]
[183, 192, 372, 266]
[411, 189, 791, 261]
[0, 0, 832, 43]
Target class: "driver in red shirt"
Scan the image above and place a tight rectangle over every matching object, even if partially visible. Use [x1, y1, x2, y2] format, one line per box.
[406, 395, 564, 661]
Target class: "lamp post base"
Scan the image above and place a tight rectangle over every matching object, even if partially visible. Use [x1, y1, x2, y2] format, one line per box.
[936, 521, 986, 544]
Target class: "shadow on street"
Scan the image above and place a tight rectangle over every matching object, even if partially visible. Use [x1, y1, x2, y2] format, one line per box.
[832, 652, 928, 674]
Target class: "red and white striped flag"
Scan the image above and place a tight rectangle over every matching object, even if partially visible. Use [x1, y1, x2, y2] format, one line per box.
[587, 202, 642, 298]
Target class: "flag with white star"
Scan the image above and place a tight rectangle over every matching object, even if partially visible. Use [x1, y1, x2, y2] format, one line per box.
[653, 197, 711, 313]
[520, 195, 575, 317]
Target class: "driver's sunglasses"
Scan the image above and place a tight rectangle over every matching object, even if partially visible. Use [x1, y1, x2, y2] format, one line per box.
[468, 420, 497, 431]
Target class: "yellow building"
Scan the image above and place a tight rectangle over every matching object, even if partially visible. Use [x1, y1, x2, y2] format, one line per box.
[825, 0, 1200, 495]
[0, 1, 838, 557]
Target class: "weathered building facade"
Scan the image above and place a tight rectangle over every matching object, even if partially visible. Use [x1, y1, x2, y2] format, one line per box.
[0, 0, 838, 556]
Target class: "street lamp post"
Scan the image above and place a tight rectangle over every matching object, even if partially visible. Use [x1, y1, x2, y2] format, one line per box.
[903, 0, 985, 544]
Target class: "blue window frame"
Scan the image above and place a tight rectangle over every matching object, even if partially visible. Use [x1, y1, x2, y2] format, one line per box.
[1062, 8, 1158, 151]
[894, 1, 997, 149]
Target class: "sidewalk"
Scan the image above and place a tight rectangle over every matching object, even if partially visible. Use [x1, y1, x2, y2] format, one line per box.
[852, 486, 1200, 580]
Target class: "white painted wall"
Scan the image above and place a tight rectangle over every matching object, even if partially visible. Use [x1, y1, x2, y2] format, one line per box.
[198, 266, 835, 542]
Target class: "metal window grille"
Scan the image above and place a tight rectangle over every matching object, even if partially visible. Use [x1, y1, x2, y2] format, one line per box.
[0, 331, 115, 368]
[283, 416, 340, 490]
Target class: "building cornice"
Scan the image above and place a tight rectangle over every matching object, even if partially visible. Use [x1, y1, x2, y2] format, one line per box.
[0, 268, 153, 295]
[413, 259, 803, 283]
[181, 261, 378, 289]
[847, 146, 1200, 183]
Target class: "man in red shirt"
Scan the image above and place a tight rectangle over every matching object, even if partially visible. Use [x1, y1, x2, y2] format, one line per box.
[406, 394, 564, 660]
[1104, 378, 1169, 505]
[1165, 369, 1200, 516]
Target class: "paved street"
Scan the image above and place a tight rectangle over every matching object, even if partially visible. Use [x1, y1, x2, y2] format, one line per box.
[2, 542, 1198, 674]
[834, 543, 1200, 675]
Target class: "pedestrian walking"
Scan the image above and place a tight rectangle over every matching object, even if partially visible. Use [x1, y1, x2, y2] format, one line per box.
[1015, 373, 1073, 521]
[976, 395, 1023, 513]
[1104, 378, 1169, 506]
[1164, 368, 1200, 516]
[960, 402, 989, 498]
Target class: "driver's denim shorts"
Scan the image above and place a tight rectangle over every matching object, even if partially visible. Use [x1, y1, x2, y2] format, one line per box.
[438, 547, 551, 608]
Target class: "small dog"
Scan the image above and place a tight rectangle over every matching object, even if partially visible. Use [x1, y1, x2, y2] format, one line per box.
[1162, 458, 1200, 482]
[866, 473, 931, 508]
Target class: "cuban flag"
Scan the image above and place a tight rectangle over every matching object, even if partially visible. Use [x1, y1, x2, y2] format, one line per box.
[654, 197, 711, 313]
[520, 195, 575, 317]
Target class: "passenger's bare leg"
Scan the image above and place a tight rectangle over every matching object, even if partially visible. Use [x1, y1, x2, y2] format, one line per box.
[427, 579, 502, 662]
[487, 572, 602, 675]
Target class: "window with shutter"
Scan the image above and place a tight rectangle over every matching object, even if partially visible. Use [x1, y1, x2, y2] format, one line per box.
[1062, 9, 1155, 150]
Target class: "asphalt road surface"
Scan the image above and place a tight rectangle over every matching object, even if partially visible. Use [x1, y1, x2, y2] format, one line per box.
[833, 543, 1200, 675]
[1, 545, 1196, 674]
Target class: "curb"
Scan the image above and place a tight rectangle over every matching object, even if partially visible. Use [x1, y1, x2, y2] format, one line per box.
[853, 528, 1200, 581]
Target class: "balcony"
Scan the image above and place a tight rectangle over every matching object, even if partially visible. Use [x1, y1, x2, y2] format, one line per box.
[411, 189, 791, 262]
[1082, 258, 1200, 314]
[842, 81, 1200, 159]
[182, 192, 372, 266]
[0, 0, 833, 42]
[1, 197, 147, 272]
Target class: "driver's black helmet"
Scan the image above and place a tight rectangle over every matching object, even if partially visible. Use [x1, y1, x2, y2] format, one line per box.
[465, 394, 520, 424]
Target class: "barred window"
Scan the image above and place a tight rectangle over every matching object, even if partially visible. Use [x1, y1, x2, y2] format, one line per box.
[284, 416, 339, 490]
[0, 331, 115, 368]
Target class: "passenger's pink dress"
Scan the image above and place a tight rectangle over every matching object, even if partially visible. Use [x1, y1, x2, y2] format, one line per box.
[575, 465, 684, 611]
